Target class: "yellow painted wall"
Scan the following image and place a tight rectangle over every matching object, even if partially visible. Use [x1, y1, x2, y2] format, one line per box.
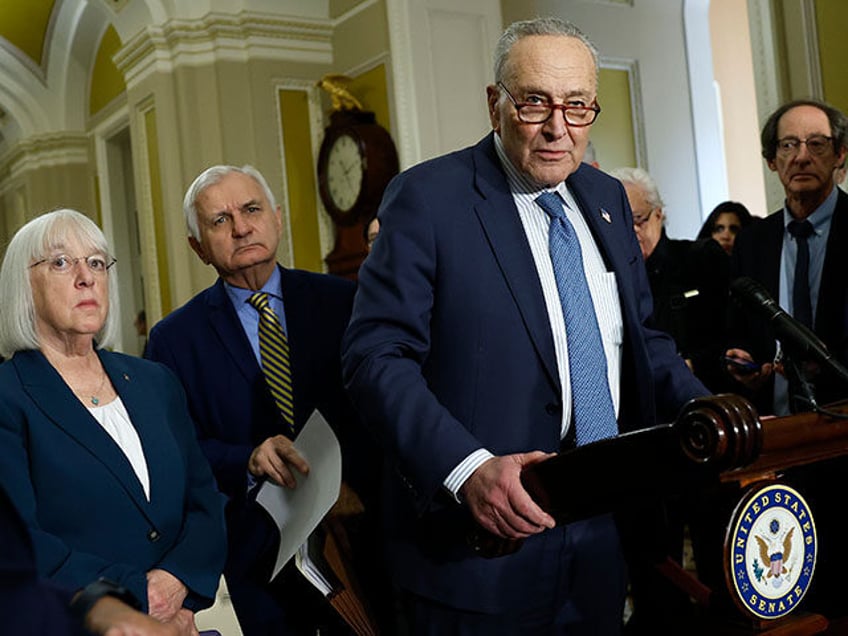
[278, 64, 392, 273]
[815, 0, 848, 113]
[349, 64, 392, 131]
[279, 89, 323, 272]
[144, 108, 172, 315]
[593, 68, 636, 170]
[0, 2, 54, 66]
[90, 25, 126, 116]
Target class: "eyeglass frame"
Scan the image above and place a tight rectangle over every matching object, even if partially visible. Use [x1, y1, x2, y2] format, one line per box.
[775, 135, 835, 158]
[632, 208, 657, 228]
[497, 82, 601, 127]
[29, 253, 118, 275]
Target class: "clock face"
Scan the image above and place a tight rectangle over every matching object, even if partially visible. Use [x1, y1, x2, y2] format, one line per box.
[325, 133, 364, 213]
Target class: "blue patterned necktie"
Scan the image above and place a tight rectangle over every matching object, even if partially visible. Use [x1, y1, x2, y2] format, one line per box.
[248, 292, 295, 434]
[536, 191, 618, 446]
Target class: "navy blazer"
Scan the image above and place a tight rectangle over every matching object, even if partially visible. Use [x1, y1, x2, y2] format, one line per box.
[342, 134, 706, 612]
[146, 266, 360, 555]
[0, 482, 83, 636]
[0, 350, 226, 612]
[730, 189, 848, 412]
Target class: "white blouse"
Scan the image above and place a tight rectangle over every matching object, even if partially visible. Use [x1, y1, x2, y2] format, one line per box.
[88, 397, 151, 501]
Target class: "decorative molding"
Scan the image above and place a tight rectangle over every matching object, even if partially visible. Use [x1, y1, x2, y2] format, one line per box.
[385, 0, 421, 169]
[799, 0, 822, 99]
[132, 95, 163, 320]
[0, 132, 89, 181]
[747, 0, 786, 212]
[0, 36, 47, 85]
[601, 56, 647, 170]
[272, 78, 322, 269]
[114, 12, 333, 90]
[331, 0, 380, 26]
[576, 0, 633, 6]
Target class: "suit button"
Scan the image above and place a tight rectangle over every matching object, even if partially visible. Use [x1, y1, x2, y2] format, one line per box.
[545, 403, 561, 415]
[147, 529, 160, 542]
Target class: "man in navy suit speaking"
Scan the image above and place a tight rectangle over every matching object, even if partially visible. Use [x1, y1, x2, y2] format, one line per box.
[342, 16, 707, 635]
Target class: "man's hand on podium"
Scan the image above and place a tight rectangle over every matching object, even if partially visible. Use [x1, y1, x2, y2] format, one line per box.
[460, 452, 556, 539]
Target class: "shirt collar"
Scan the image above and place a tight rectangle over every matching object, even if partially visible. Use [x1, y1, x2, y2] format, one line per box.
[493, 132, 571, 202]
[223, 265, 282, 306]
[782, 186, 838, 235]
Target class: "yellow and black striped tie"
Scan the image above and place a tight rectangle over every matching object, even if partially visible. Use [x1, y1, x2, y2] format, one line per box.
[248, 292, 295, 434]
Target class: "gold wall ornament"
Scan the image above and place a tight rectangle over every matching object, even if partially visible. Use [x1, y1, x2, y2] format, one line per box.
[317, 74, 363, 112]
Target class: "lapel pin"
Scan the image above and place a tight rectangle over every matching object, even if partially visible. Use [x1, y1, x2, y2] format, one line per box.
[123, 373, 130, 381]
[600, 208, 612, 224]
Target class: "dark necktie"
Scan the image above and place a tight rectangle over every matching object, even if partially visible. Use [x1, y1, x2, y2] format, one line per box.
[248, 292, 295, 434]
[787, 219, 814, 328]
[536, 191, 618, 446]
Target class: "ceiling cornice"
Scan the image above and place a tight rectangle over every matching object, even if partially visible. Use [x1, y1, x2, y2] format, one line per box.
[0, 131, 89, 184]
[114, 12, 333, 89]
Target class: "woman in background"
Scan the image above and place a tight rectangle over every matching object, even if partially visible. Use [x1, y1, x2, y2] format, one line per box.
[697, 200, 755, 255]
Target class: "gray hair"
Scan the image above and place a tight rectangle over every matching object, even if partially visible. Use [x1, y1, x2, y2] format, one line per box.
[494, 17, 600, 83]
[183, 164, 277, 239]
[0, 209, 119, 357]
[760, 99, 848, 162]
[608, 166, 665, 210]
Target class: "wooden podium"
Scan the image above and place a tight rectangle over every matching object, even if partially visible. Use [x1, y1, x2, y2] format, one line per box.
[471, 395, 848, 634]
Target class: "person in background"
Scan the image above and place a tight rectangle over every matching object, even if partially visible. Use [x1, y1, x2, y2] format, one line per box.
[342, 16, 707, 635]
[610, 166, 730, 392]
[608, 167, 729, 631]
[726, 99, 848, 415]
[146, 164, 380, 636]
[0, 209, 226, 634]
[696, 200, 755, 255]
[726, 98, 848, 619]
[363, 211, 380, 252]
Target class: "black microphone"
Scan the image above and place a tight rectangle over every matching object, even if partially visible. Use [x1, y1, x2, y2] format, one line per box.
[729, 276, 848, 387]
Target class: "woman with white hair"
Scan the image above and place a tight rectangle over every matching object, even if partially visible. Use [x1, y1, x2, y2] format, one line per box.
[0, 208, 226, 632]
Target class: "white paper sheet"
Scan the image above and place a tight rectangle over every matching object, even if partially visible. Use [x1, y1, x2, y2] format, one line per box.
[255, 409, 342, 580]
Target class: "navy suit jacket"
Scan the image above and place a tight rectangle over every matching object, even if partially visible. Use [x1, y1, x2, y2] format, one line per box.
[342, 134, 706, 612]
[0, 482, 84, 636]
[0, 350, 226, 612]
[730, 189, 848, 412]
[146, 266, 360, 568]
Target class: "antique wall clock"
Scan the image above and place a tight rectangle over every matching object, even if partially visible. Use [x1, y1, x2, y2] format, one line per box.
[316, 78, 399, 278]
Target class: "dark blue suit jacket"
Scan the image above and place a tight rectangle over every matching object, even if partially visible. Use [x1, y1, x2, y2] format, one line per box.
[342, 134, 706, 612]
[0, 482, 84, 636]
[0, 350, 226, 612]
[146, 266, 368, 634]
[730, 189, 848, 412]
[146, 266, 360, 570]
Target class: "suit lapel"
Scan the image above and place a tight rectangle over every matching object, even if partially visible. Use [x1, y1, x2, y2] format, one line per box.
[816, 190, 848, 343]
[14, 351, 154, 517]
[471, 137, 559, 390]
[567, 169, 622, 274]
[760, 214, 784, 299]
[206, 278, 261, 382]
[99, 351, 182, 523]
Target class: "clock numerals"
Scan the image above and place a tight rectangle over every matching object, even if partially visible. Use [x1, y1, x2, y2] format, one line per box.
[326, 134, 364, 213]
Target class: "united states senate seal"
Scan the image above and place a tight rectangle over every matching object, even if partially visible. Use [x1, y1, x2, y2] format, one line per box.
[727, 482, 816, 620]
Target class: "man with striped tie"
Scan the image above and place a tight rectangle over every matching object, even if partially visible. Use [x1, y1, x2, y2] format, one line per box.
[147, 164, 369, 636]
